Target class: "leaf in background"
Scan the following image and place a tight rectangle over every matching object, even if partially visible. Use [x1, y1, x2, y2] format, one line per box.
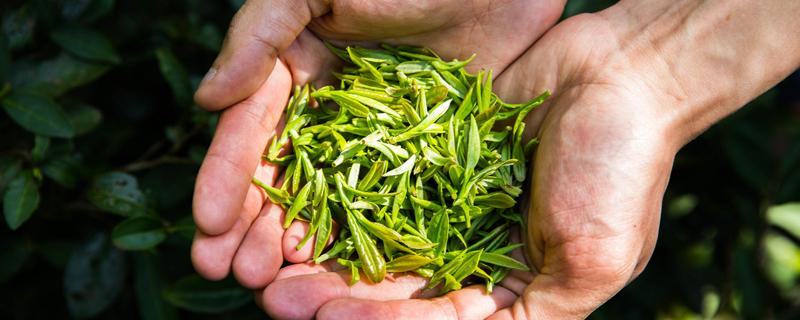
[1, 91, 75, 138]
[762, 232, 800, 294]
[66, 103, 102, 136]
[163, 275, 251, 313]
[42, 151, 81, 189]
[720, 124, 772, 192]
[80, 0, 116, 22]
[189, 24, 223, 52]
[667, 194, 698, 218]
[229, 0, 246, 9]
[64, 233, 126, 318]
[170, 215, 196, 240]
[112, 216, 167, 250]
[3, 171, 40, 230]
[767, 203, 800, 238]
[0, 238, 31, 283]
[35, 240, 78, 269]
[60, 0, 93, 21]
[32, 135, 50, 163]
[133, 253, 179, 320]
[779, 137, 800, 178]
[777, 137, 800, 202]
[51, 26, 121, 64]
[2, 5, 36, 50]
[155, 48, 192, 108]
[779, 169, 800, 204]
[733, 248, 766, 318]
[87, 172, 149, 216]
[0, 33, 9, 81]
[0, 156, 22, 194]
[140, 164, 196, 211]
[9, 53, 109, 97]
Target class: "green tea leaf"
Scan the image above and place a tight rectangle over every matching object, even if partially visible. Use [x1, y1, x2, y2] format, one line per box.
[481, 252, 529, 271]
[314, 199, 333, 259]
[428, 209, 450, 256]
[284, 180, 312, 228]
[357, 160, 387, 191]
[347, 207, 386, 283]
[386, 255, 434, 272]
[384, 155, 416, 177]
[474, 192, 516, 208]
[259, 44, 547, 292]
[391, 100, 453, 143]
[465, 115, 480, 178]
[253, 177, 290, 205]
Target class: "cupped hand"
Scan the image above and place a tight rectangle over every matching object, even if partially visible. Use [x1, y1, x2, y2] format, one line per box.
[191, 0, 566, 290]
[258, 10, 685, 320]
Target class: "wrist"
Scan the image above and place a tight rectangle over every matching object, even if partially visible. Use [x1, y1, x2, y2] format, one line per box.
[601, 0, 800, 146]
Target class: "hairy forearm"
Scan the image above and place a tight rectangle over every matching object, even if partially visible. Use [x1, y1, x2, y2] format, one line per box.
[601, 0, 800, 144]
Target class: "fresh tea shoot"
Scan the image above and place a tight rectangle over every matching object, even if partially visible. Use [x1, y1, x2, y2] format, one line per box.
[254, 44, 549, 294]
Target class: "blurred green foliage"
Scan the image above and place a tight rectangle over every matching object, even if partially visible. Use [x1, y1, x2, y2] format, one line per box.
[0, 0, 798, 319]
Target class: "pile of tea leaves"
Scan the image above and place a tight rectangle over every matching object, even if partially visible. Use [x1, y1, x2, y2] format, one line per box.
[254, 44, 548, 293]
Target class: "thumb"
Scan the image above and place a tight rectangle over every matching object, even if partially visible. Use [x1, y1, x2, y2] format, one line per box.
[194, 0, 330, 110]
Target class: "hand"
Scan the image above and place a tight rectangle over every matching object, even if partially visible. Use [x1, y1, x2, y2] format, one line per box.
[257, 0, 800, 318]
[191, 0, 567, 290]
[256, 12, 674, 320]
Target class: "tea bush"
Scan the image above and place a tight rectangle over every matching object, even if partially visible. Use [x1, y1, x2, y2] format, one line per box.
[0, 0, 798, 319]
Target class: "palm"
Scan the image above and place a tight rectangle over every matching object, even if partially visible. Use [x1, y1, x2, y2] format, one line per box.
[191, 0, 566, 295]
[260, 13, 677, 320]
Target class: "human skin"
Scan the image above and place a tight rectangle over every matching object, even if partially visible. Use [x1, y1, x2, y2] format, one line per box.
[192, 0, 800, 318]
[190, 0, 567, 289]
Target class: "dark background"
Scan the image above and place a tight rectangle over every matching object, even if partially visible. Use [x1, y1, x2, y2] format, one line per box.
[1, 0, 798, 319]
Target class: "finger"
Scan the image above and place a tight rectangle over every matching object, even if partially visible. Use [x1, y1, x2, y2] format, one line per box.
[281, 30, 342, 86]
[193, 60, 291, 236]
[191, 160, 280, 280]
[194, 0, 330, 110]
[230, 200, 285, 289]
[282, 220, 338, 263]
[274, 260, 345, 281]
[262, 271, 436, 320]
[317, 285, 517, 320]
[229, 117, 288, 289]
[282, 221, 315, 263]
